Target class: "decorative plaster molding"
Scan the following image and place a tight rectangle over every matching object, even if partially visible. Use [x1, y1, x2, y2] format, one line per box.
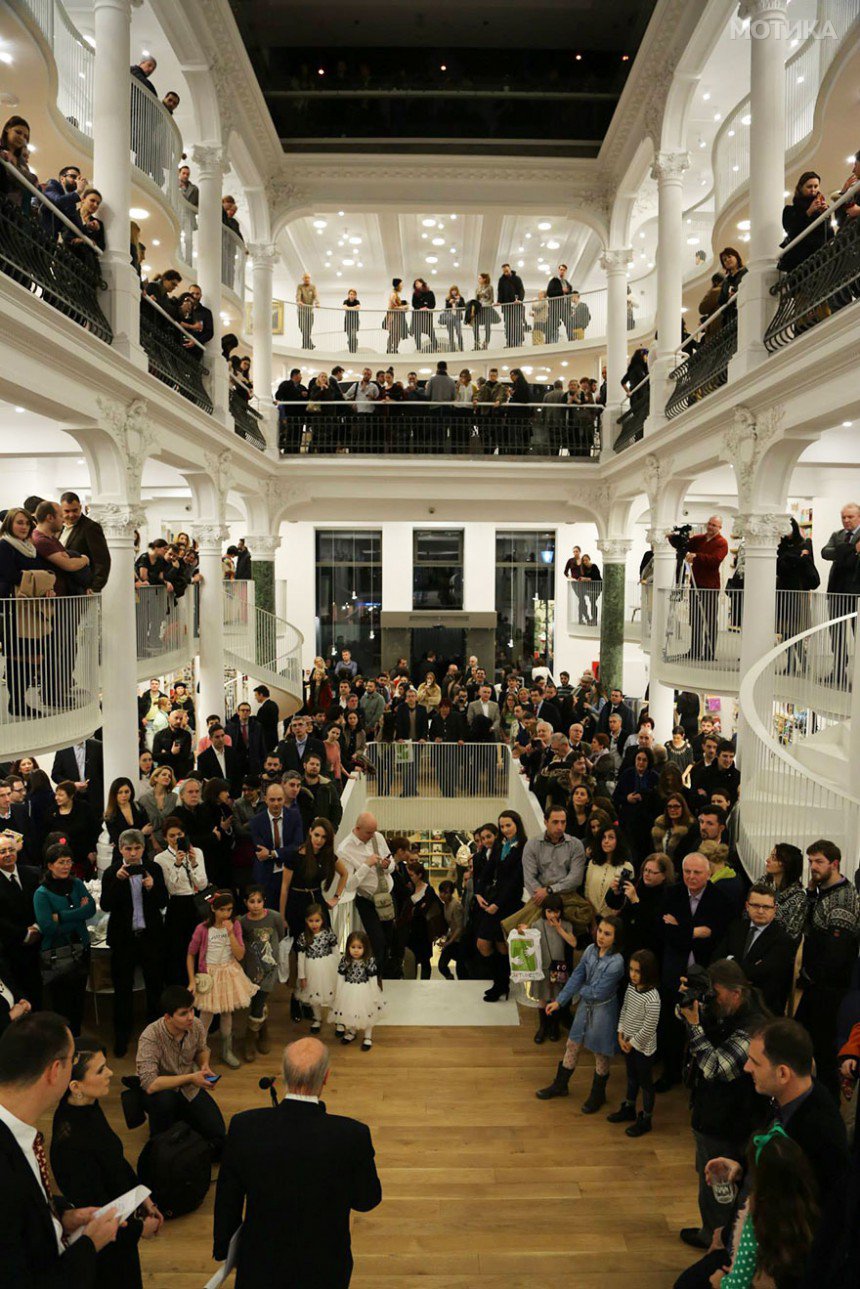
[191, 521, 230, 549]
[738, 0, 788, 20]
[245, 534, 281, 558]
[87, 502, 146, 540]
[190, 142, 229, 178]
[247, 242, 278, 270]
[204, 448, 234, 502]
[264, 174, 300, 211]
[646, 527, 671, 550]
[588, 482, 617, 524]
[95, 395, 153, 496]
[596, 537, 633, 562]
[735, 512, 791, 545]
[281, 485, 311, 513]
[651, 151, 691, 184]
[642, 452, 662, 512]
[721, 403, 785, 512]
[599, 247, 634, 273]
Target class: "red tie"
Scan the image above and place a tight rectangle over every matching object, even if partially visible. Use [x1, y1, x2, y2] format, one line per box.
[241, 723, 249, 746]
[273, 816, 281, 849]
[33, 1131, 68, 1245]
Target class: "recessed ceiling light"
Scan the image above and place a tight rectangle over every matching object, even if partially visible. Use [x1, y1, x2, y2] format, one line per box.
[422, 218, 437, 227]
[741, 114, 751, 125]
[686, 237, 700, 245]
[337, 210, 345, 216]
[843, 421, 853, 427]
[517, 259, 524, 267]
[546, 239, 560, 249]
[325, 249, 332, 255]
[450, 214, 457, 219]
[425, 255, 438, 264]
[453, 261, 459, 267]
[639, 231, 645, 239]
[702, 92, 711, 101]
[561, 361, 568, 367]
[419, 368, 431, 374]
[440, 64, 447, 71]
[14, 406, 24, 413]
[152, 238, 160, 246]
[449, 246, 456, 253]
[713, 112, 722, 122]
[348, 236, 361, 245]
[342, 258, 354, 266]
[336, 271, 342, 277]
[357, 261, 363, 267]
[318, 68, 324, 75]
[312, 219, 327, 229]
[130, 207, 149, 219]
[431, 237, 445, 246]
[537, 221, 552, 231]
[525, 233, 532, 240]
[736, 219, 750, 231]
[421, 233, 428, 240]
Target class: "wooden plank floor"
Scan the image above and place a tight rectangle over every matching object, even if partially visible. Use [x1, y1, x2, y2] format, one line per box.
[71, 991, 698, 1287]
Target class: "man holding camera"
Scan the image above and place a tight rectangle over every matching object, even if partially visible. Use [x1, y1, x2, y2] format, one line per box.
[668, 516, 728, 661]
[677, 958, 767, 1251]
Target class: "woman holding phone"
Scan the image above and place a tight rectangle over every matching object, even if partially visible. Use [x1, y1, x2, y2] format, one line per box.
[154, 815, 210, 985]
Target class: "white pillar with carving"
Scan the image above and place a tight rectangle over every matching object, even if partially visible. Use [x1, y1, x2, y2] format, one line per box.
[737, 513, 785, 689]
[645, 530, 677, 740]
[248, 243, 279, 460]
[193, 523, 229, 723]
[88, 502, 144, 791]
[191, 144, 229, 425]
[647, 151, 690, 433]
[599, 247, 633, 452]
[730, 0, 788, 379]
[91, 0, 144, 365]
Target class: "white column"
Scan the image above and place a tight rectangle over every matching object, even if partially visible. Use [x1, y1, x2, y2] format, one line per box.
[91, 0, 144, 365]
[192, 523, 228, 722]
[645, 531, 677, 740]
[248, 242, 279, 459]
[191, 144, 229, 425]
[647, 152, 690, 433]
[88, 503, 144, 793]
[730, 0, 788, 379]
[599, 247, 633, 454]
[736, 513, 785, 763]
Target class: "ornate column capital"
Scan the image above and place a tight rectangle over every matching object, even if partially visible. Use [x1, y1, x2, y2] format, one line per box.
[87, 502, 146, 540]
[720, 403, 785, 512]
[247, 242, 278, 271]
[244, 534, 282, 558]
[735, 512, 791, 545]
[191, 143, 229, 179]
[596, 538, 633, 563]
[651, 151, 690, 184]
[95, 394, 153, 496]
[191, 521, 230, 550]
[645, 528, 673, 551]
[737, 0, 788, 21]
[599, 247, 633, 274]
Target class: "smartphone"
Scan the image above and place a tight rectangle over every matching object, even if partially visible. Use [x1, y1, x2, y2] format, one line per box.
[124, 864, 144, 877]
[204, 1073, 221, 1085]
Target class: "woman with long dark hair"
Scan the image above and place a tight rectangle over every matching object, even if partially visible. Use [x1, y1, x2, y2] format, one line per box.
[279, 816, 348, 938]
[613, 748, 659, 861]
[585, 826, 635, 919]
[717, 247, 748, 311]
[202, 777, 237, 894]
[778, 170, 833, 273]
[650, 792, 695, 863]
[103, 776, 151, 864]
[402, 861, 446, 979]
[505, 368, 532, 454]
[475, 810, 527, 1002]
[764, 842, 807, 942]
[0, 116, 33, 207]
[385, 278, 409, 353]
[411, 277, 436, 352]
[776, 517, 819, 673]
[0, 507, 57, 717]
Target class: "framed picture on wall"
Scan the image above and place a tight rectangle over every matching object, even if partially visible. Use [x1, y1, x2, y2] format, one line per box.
[242, 300, 285, 336]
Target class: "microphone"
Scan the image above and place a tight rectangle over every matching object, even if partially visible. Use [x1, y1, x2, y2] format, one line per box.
[258, 1075, 279, 1107]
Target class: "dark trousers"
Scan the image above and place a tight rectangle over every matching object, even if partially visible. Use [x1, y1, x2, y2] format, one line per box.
[624, 1047, 655, 1113]
[439, 942, 463, 977]
[164, 896, 200, 986]
[401, 744, 421, 796]
[658, 983, 685, 1082]
[796, 984, 842, 1100]
[146, 1087, 226, 1156]
[354, 895, 390, 969]
[48, 962, 88, 1036]
[690, 588, 718, 661]
[673, 1248, 730, 1289]
[693, 1129, 744, 1239]
[110, 930, 164, 1047]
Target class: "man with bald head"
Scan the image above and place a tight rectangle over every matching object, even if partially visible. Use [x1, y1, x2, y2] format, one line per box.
[656, 852, 732, 1091]
[337, 812, 394, 969]
[213, 1037, 381, 1286]
[822, 501, 860, 682]
[672, 515, 728, 661]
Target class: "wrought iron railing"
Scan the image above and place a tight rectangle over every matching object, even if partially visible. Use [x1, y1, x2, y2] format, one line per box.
[0, 160, 112, 342]
[665, 312, 737, 419]
[276, 399, 602, 457]
[139, 296, 213, 413]
[764, 210, 860, 353]
[230, 389, 267, 450]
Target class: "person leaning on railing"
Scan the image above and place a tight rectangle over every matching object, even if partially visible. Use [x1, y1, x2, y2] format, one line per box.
[0, 507, 58, 718]
[778, 170, 833, 273]
[0, 116, 37, 209]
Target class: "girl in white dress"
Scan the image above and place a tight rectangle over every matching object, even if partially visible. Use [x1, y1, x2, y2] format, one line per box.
[295, 903, 340, 1033]
[331, 931, 386, 1051]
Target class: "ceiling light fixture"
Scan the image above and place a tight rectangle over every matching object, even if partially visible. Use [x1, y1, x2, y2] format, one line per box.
[425, 255, 438, 264]
[312, 219, 327, 229]
[422, 218, 437, 227]
[431, 237, 445, 246]
[129, 207, 149, 220]
[736, 219, 751, 231]
[537, 221, 552, 230]
[702, 91, 711, 101]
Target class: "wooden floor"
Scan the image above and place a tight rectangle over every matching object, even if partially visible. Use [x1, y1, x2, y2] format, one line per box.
[76, 990, 698, 1288]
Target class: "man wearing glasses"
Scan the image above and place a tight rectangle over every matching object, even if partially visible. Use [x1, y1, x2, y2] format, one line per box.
[715, 882, 796, 1015]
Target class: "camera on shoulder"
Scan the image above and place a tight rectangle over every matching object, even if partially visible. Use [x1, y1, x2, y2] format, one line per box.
[678, 964, 714, 1010]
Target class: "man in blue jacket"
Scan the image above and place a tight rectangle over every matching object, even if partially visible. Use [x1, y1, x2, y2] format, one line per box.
[248, 781, 303, 910]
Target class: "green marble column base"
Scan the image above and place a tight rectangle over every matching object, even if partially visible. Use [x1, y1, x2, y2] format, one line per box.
[598, 562, 625, 694]
[251, 559, 275, 617]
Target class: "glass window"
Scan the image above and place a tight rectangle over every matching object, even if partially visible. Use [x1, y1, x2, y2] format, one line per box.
[315, 530, 382, 674]
[495, 531, 555, 672]
[413, 529, 464, 610]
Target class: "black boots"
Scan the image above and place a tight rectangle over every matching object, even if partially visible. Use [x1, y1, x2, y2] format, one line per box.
[625, 1112, 652, 1137]
[534, 1010, 549, 1044]
[536, 1061, 573, 1099]
[581, 1072, 610, 1114]
[547, 1012, 561, 1041]
[606, 1100, 637, 1123]
[483, 953, 510, 1002]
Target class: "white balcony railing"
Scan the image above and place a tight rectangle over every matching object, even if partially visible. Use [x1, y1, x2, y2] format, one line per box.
[0, 592, 102, 759]
[178, 200, 196, 270]
[222, 583, 304, 706]
[221, 225, 247, 302]
[129, 77, 182, 220]
[134, 585, 195, 682]
[565, 579, 644, 640]
[661, 584, 742, 676]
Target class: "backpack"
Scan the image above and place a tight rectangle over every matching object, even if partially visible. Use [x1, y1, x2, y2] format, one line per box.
[137, 1122, 211, 1218]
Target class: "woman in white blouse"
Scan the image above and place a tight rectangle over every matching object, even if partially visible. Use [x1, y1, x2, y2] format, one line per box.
[154, 816, 209, 985]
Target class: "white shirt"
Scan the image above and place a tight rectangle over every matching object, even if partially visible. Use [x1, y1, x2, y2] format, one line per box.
[285, 1093, 319, 1104]
[73, 743, 86, 780]
[337, 831, 393, 897]
[155, 847, 208, 896]
[210, 747, 227, 777]
[0, 1104, 65, 1253]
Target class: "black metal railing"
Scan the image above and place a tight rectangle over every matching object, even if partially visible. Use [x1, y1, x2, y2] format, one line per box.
[764, 215, 860, 352]
[139, 299, 213, 413]
[614, 396, 649, 453]
[230, 389, 267, 450]
[0, 191, 112, 344]
[277, 402, 602, 457]
[665, 312, 738, 419]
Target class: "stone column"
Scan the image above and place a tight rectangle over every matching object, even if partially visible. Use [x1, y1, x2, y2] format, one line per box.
[245, 533, 281, 617]
[730, 0, 788, 379]
[647, 152, 690, 433]
[645, 531, 677, 740]
[91, 0, 144, 365]
[192, 523, 229, 722]
[88, 502, 144, 799]
[596, 538, 632, 694]
[599, 247, 633, 454]
[736, 512, 786, 763]
[191, 144, 229, 425]
[248, 243, 280, 460]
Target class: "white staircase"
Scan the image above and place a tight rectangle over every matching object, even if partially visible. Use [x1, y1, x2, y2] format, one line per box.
[222, 584, 304, 719]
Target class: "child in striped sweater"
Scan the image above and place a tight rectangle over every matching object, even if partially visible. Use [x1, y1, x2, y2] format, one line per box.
[607, 948, 661, 1137]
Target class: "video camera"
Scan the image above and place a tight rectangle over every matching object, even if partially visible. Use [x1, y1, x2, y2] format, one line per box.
[678, 964, 715, 1011]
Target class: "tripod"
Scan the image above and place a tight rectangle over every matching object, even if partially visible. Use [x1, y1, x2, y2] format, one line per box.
[680, 560, 716, 662]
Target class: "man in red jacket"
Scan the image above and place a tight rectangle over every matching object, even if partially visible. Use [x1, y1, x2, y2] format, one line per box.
[685, 516, 728, 660]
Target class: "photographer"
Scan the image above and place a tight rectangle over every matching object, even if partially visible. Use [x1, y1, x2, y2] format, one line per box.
[154, 816, 211, 985]
[667, 516, 728, 660]
[677, 959, 768, 1251]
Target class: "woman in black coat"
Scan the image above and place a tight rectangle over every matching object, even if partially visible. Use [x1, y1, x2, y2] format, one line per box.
[474, 809, 526, 1002]
[776, 517, 819, 672]
[51, 1045, 163, 1289]
[0, 507, 55, 717]
[778, 171, 833, 273]
[505, 368, 532, 454]
[103, 776, 152, 863]
[411, 277, 436, 352]
[605, 850, 674, 962]
[401, 861, 445, 979]
[44, 782, 100, 880]
[717, 247, 748, 311]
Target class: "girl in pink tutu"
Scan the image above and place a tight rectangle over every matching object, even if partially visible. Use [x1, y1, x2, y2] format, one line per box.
[331, 931, 386, 1051]
[187, 890, 258, 1069]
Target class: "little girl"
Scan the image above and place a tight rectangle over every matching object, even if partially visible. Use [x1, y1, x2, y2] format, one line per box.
[239, 885, 286, 1061]
[295, 903, 340, 1032]
[187, 890, 258, 1069]
[607, 948, 661, 1137]
[331, 931, 386, 1051]
[537, 915, 625, 1114]
[529, 892, 578, 1044]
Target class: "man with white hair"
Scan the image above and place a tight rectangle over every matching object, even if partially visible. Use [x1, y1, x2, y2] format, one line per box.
[821, 500, 860, 682]
[673, 515, 728, 662]
[213, 1037, 381, 1286]
[337, 813, 394, 968]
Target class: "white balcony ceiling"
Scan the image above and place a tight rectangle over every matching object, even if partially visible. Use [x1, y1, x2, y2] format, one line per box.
[273, 210, 602, 303]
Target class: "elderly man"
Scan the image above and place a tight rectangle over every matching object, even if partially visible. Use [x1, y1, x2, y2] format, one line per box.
[466, 684, 501, 738]
[0, 833, 42, 1006]
[501, 805, 589, 938]
[532, 735, 575, 811]
[676, 515, 728, 661]
[822, 501, 860, 681]
[213, 1038, 381, 1286]
[337, 812, 394, 969]
[99, 829, 167, 1058]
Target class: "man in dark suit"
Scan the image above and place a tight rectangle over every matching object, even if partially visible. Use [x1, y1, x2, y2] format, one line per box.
[0, 780, 34, 863]
[213, 1036, 381, 1287]
[50, 738, 104, 810]
[226, 702, 267, 776]
[0, 1012, 122, 1285]
[546, 263, 574, 343]
[821, 502, 860, 680]
[497, 262, 526, 346]
[715, 883, 796, 1016]
[656, 852, 732, 1091]
[59, 493, 111, 591]
[152, 710, 194, 778]
[275, 716, 326, 776]
[197, 724, 244, 795]
[99, 830, 168, 1058]
[184, 284, 215, 345]
[597, 688, 636, 740]
[253, 685, 280, 752]
[249, 781, 303, 909]
[394, 689, 430, 796]
[0, 835, 42, 1006]
[529, 685, 563, 732]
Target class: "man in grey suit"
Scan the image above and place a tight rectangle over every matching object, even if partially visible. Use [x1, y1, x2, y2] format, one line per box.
[466, 684, 501, 739]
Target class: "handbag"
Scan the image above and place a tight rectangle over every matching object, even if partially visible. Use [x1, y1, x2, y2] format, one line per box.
[194, 972, 213, 995]
[277, 934, 294, 984]
[184, 863, 217, 921]
[40, 941, 86, 985]
[370, 834, 396, 922]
